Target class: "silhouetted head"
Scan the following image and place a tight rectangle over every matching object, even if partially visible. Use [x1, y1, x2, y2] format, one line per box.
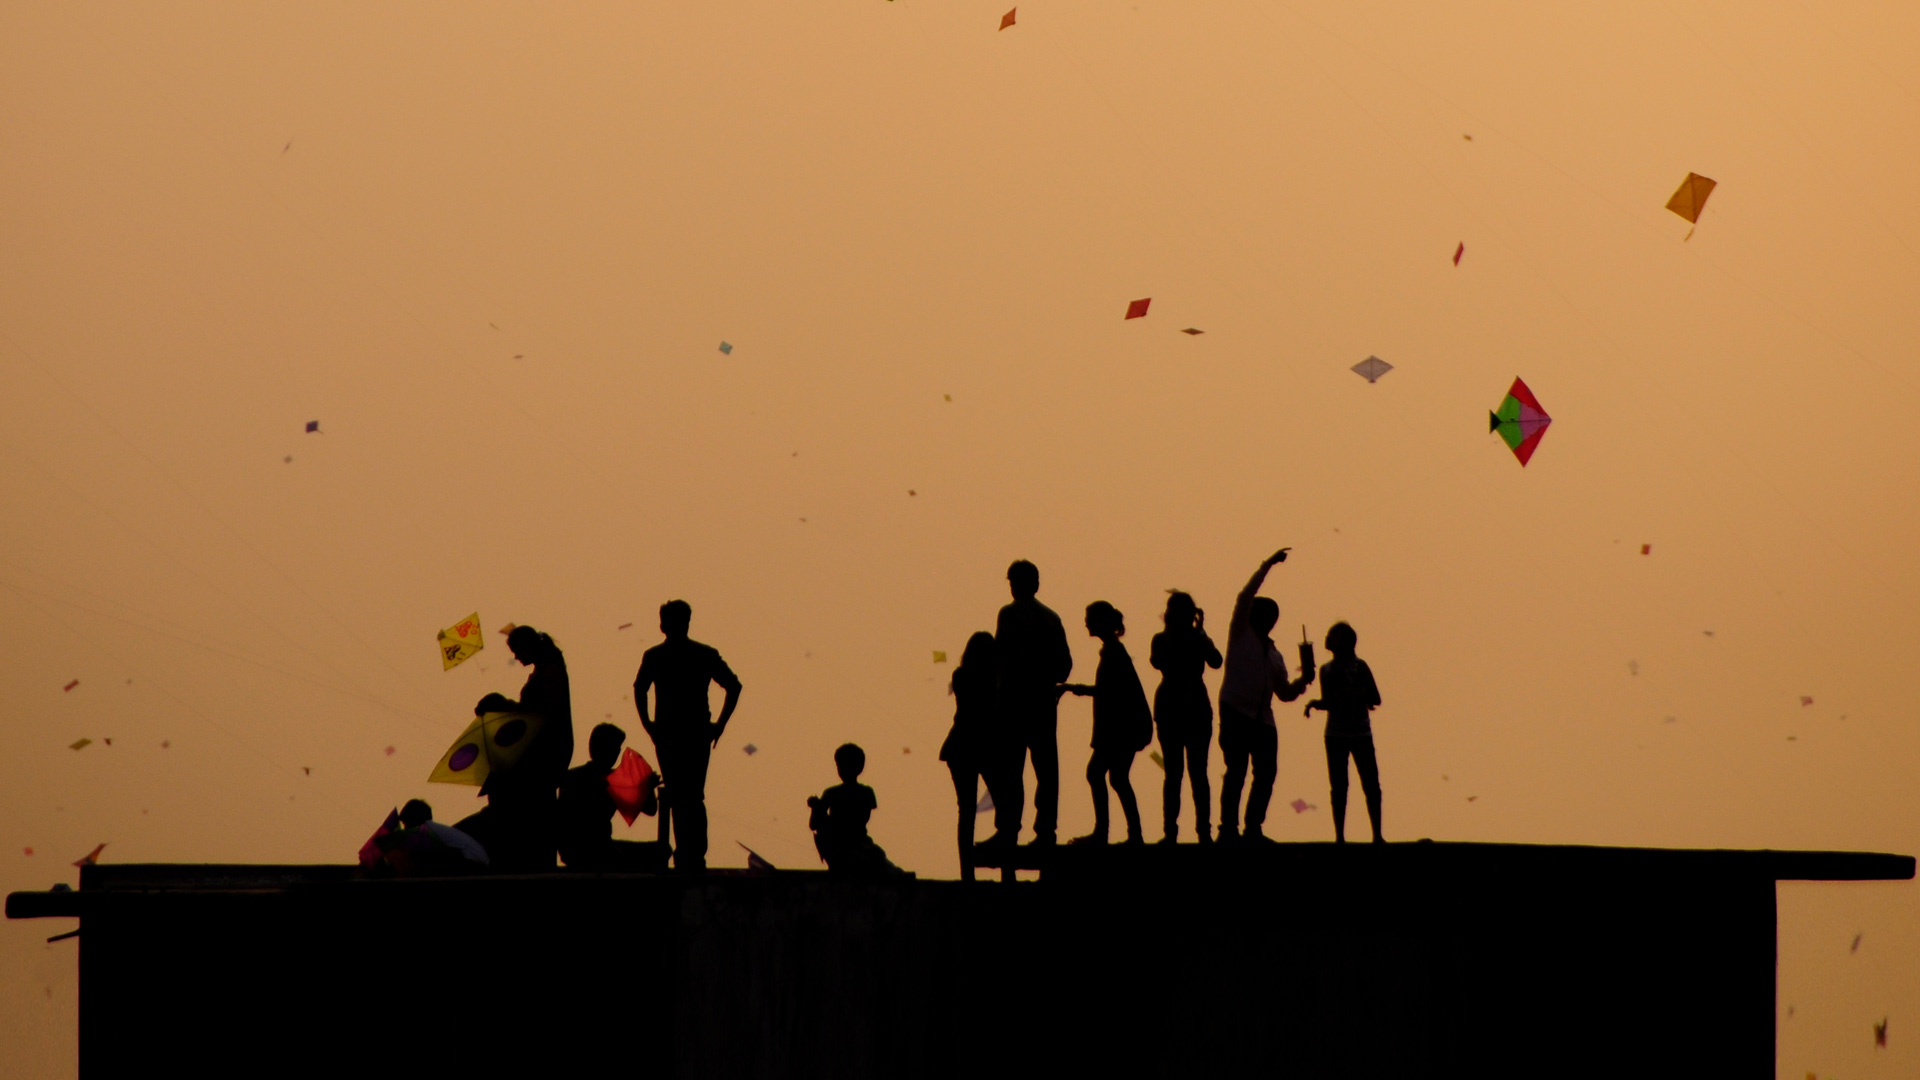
[399, 799, 433, 828]
[1006, 560, 1039, 600]
[659, 600, 692, 638]
[1250, 597, 1280, 636]
[506, 626, 558, 666]
[1162, 591, 1196, 629]
[951, 631, 996, 694]
[588, 722, 626, 767]
[834, 742, 866, 783]
[1084, 601, 1124, 639]
[1325, 621, 1357, 657]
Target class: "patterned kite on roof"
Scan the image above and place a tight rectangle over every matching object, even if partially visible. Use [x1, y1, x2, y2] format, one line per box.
[1489, 378, 1552, 466]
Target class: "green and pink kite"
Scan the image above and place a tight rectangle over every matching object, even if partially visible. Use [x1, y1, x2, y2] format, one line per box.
[1489, 378, 1551, 465]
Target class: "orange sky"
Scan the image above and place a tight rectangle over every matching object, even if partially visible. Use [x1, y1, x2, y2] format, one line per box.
[3, 3, 1917, 1076]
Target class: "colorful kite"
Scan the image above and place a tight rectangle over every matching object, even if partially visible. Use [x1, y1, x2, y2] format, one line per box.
[357, 808, 399, 868]
[437, 612, 484, 670]
[1489, 377, 1552, 465]
[1125, 297, 1150, 319]
[607, 747, 658, 824]
[1352, 356, 1393, 383]
[1666, 172, 1716, 224]
[428, 711, 545, 787]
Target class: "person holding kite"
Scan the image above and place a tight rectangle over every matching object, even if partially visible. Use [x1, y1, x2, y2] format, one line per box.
[558, 723, 661, 870]
[464, 626, 574, 872]
[1303, 622, 1384, 844]
[1218, 549, 1314, 843]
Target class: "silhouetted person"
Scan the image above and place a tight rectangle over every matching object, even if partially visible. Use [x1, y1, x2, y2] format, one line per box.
[466, 626, 573, 872]
[1218, 550, 1313, 843]
[808, 743, 897, 876]
[381, 799, 489, 876]
[1149, 590, 1222, 844]
[558, 723, 624, 869]
[634, 600, 741, 873]
[941, 631, 1013, 876]
[1060, 602, 1148, 845]
[1304, 622, 1383, 843]
[995, 560, 1074, 846]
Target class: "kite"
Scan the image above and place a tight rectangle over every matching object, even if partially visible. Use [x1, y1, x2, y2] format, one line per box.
[1489, 377, 1552, 465]
[497, 622, 517, 637]
[1352, 356, 1393, 384]
[743, 743, 758, 755]
[1182, 328, 1204, 335]
[1000, 8, 1016, 29]
[1665, 172, 1716, 224]
[63, 679, 78, 692]
[1290, 799, 1315, 813]
[1125, 298, 1150, 319]
[738, 843, 776, 873]
[73, 843, 106, 868]
[902, 747, 911, 755]
[22, 848, 31, 856]
[358, 809, 400, 869]
[68, 738, 91, 751]
[428, 712, 545, 787]
[943, 394, 952, 401]
[1852, 932, 1862, 952]
[908, 490, 916, 496]
[719, 341, 733, 355]
[382, 745, 395, 756]
[976, 791, 994, 815]
[1876, 1017, 1887, 1048]
[305, 421, 320, 433]
[284, 456, 292, 464]
[1800, 696, 1814, 706]
[1453, 243, 1464, 266]
[933, 651, 947, 663]
[436, 613, 484, 670]
[617, 622, 633, 630]
[607, 747, 658, 825]
[1641, 544, 1651, 555]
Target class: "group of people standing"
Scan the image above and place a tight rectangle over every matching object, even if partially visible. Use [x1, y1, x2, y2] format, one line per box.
[940, 548, 1385, 873]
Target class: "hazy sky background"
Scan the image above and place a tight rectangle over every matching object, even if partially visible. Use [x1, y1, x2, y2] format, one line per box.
[3, 2, 1917, 1076]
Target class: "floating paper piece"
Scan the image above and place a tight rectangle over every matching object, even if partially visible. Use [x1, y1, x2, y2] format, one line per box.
[428, 712, 544, 787]
[63, 679, 79, 692]
[1182, 328, 1204, 335]
[976, 791, 994, 814]
[1641, 544, 1651, 555]
[1124, 297, 1150, 319]
[1290, 798, 1314, 813]
[743, 743, 758, 755]
[1800, 696, 1814, 706]
[68, 738, 91, 751]
[306, 421, 321, 433]
[719, 341, 733, 355]
[72, 843, 105, 868]
[1352, 356, 1393, 383]
[437, 612, 484, 670]
[1489, 377, 1551, 465]
[738, 842, 776, 873]
[608, 747, 658, 825]
[932, 651, 947, 663]
[1453, 242, 1464, 266]
[1665, 172, 1716, 224]
[1000, 7, 1016, 29]
[1149, 750, 1165, 770]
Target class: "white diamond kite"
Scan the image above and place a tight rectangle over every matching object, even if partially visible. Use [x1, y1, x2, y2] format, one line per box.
[1351, 356, 1393, 383]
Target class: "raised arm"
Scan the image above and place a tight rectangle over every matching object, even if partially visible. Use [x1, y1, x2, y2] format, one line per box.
[1230, 548, 1291, 636]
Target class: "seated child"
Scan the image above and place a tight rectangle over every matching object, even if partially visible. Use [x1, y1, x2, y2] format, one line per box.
[1303, 622, 1384, 843]
[382, 799, 491, 876]
[558, 723, 665, 872]
[807, 743, 898, 876]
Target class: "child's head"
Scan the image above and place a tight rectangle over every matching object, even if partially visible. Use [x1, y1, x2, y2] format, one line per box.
[834, 742, 866, 782]
[588, 722, 626, 766]
[1162, 590, 1196, 628]
[1084, 600, 1124, 639]
[1325, 621, 1357, 656]
[399, 799, 433, 828]
[1250, 597, 1280, 636]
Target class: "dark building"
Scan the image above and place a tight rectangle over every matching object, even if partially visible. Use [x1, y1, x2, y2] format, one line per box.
[10, 842, 1910, 1079]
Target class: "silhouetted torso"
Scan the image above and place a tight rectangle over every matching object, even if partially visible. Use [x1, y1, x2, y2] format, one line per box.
[636, 637, 739, 734]
[1149, 626, 1219, 736]
[940, 664, 999, 769]
[995, 596, 1073, 843]
[995, 598, 1072, 703]
[1089, 639, 1151, 752]
[557, 761, 615, 868]
[1316, 656, 1381, 737]
[477, 653, 573, 871]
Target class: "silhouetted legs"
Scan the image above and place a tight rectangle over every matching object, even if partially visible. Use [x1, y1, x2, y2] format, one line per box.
[658, 738, 713, 870]
[1080, 749, 1142, 843]
[1010, 701, 1059, 845]
[1158, 726, 1211, 842]
[1220, 707, 1279, 839]
[1325, 735, 1383, 843]
[950, 763, 980, 879]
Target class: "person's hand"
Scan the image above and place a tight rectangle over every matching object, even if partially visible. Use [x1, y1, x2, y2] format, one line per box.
[709, 723, 724, 748]
[1194, 608, 1206, 630]
[1304, 702, 1315, 718]
[1266, 547, 1292, 566]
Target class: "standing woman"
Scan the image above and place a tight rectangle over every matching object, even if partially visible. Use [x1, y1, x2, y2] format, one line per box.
[471, 625, 574, 872]
[1149, 591, 1222, 844]
[941, 632, 1004, 877]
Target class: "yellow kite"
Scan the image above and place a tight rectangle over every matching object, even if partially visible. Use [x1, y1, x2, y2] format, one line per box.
[428, 712, 545, 787]
[1665, 172, 1716, 224]
[436, 612, 484, 670]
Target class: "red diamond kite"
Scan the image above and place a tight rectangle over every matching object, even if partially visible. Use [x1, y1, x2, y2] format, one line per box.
[1489, 377, 1551, 466]
[1125, 298, 1150, 319]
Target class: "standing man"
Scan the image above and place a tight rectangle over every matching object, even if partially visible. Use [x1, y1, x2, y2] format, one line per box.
[634, 600, 742, 872]
[994, 560, 1074, 847]
[1218, 548, 1314, 843]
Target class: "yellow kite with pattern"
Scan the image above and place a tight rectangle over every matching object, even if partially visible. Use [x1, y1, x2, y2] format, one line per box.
[428, 712, 546, 787]
[437, 612, 484, 670]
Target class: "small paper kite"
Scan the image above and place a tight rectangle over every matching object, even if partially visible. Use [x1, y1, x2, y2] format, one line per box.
[1665, 172, 1716, 224]
[1000, 7, 1016, 29]
[69, 738, 91, 751]
[305, 421, 320, 433]
[102, 738, 111, 746]
[437, 612, 484, 670]
[976, 791, 994, 815]
[1641, 544, 1651, 555]
[1467, 795, 1478, 802]
[161, 740, 170, 748]
[383, 745, 395, 755]
[1149, 750, 1165, 771]
[1489, 377, 1552, 465]
[618, 622, 633, 630]
[284, 456, 293, 463]
[943, 394, 952, 401]
[302, 767, 310, 776]
[1800, 696, 1814, 707]
[1875, 1017, 1887, 1048]
[63, 679, 79, 692]
[908, 490, 916, 496]
[719, 341, 733, 355]
[497, 623, 517, 637]
[1352, 356, 1393, 383]
[743, 743, 758, 755]
[357, 809, 399, 869]
[933, 651, 947, 662]
[1453, 243, 1464, 266]
[23, 847, 31, 856]
[902, 746, 911, 755]
[1852, 932, 1862, 952]
[1124, 298, 1150, 320]
[1182, 328, 1204, 335]
[73, 844, 105, 868]
[607, 747, 658, 824]
[738, 842, 776, 873]
[1290, 799, 1315, 814]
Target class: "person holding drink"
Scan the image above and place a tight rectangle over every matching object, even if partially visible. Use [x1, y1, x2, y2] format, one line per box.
[1217, 548, 1315, 843]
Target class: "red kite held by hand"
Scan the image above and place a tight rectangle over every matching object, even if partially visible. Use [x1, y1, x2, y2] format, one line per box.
[1125, 298, 1150, 319]
[607, 747, 659, 825]
[1000, 8, 1016, 29]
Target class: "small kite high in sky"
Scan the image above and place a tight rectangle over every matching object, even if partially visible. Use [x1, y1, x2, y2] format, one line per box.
[718, 341, 733, 355]
[69, 738, 91, 751]
[1351, 356, 1393, 383]
[437, 612, 484, 670]
[1125, 298, 1150, 319]
[1489, 377, 1552, 465]
[73, 843, 106, 868]
[1181, 327, 1204, 335]
[1000, 7, 1016, 30]
[1666, 172, 1716, 224]
[1453, 242, 1464, 266]
[305, 421, 320, 433]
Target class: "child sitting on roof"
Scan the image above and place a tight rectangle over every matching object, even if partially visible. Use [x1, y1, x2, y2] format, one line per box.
[807, 743, 899, 876]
